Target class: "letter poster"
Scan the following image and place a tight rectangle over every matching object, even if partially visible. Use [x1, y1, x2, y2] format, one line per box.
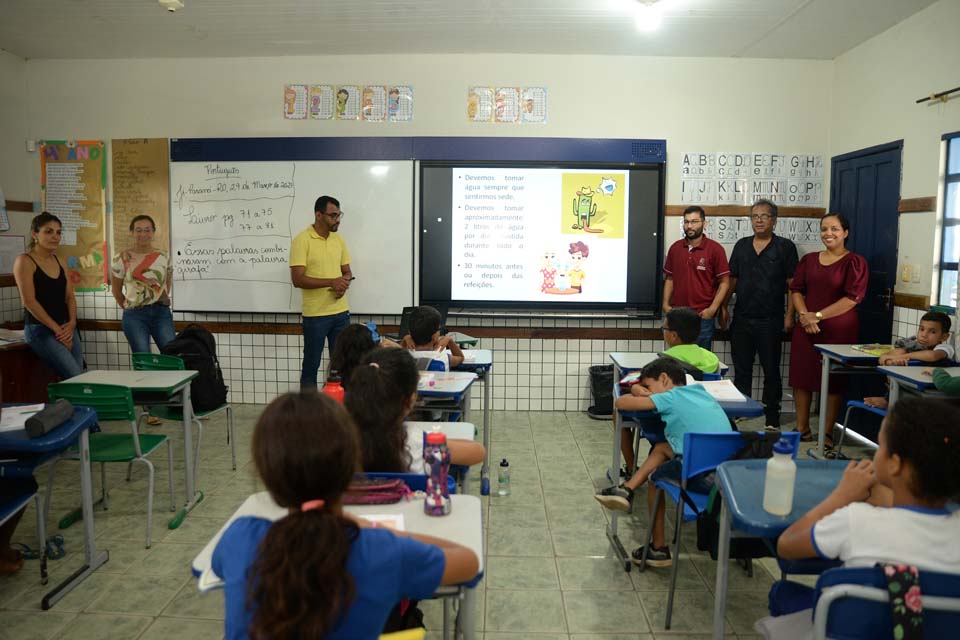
[40, 140, 108, 291]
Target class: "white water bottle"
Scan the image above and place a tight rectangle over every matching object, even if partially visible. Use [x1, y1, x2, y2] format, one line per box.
[762, 438, 797, 516]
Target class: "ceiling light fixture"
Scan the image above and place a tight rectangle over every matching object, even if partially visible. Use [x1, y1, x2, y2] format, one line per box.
[158, 0, 184, 13]
[635, 0, 664, 33]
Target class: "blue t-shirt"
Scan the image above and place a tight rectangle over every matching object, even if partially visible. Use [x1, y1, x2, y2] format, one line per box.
[212, 516, 445, 640]
[650, 384, 730, 455]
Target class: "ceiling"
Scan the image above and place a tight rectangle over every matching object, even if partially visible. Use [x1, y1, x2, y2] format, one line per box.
[0, 0, 937, 61]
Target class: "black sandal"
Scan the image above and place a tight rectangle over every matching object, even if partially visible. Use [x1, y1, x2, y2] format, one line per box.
[798, 431, 814, 442]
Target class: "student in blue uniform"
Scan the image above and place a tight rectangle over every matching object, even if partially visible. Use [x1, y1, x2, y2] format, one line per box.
[211, 392, 479, 640]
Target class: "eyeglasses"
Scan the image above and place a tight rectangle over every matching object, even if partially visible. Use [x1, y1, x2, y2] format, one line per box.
[323, 211, 344, 220]
[661, 325, 672, 332]
[681, 220, 701, 226]
[750, 214, 773, 221]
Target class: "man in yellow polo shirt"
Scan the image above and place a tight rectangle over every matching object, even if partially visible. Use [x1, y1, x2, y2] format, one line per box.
[289, 195, 352, 390]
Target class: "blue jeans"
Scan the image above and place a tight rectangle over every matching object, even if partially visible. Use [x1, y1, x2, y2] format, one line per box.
[696, 317, 716, 350]
[301, 311, 350, 389]
[24, 324, 84, 379]
[122, 304, 176, 354]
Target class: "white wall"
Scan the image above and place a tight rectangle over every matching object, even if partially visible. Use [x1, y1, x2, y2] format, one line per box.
[830, 0, 960, 298]
[0, 50, 32, 239]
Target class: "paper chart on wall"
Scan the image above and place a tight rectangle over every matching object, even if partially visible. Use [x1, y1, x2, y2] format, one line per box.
[335, 85, 361, 120]
[521, 87, 547, 123]
[680, 151, 824, 207]
[309, 85, 335, 120]
[361, 85, 387, 122]
[467, 87, 495, 122]
[283, 84, 308, 119]
[388, 85, 414, 122]
[494, 87, 520, 123]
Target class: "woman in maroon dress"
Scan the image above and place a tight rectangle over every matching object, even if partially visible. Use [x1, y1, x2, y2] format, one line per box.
[789, 213, 868, 446]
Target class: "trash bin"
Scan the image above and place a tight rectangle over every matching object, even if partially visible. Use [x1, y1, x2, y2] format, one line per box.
[587, 364, 614, 420]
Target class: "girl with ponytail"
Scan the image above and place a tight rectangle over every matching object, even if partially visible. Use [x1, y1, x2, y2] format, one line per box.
[211, 392, 479, 639]
[345, 348, 485, 473]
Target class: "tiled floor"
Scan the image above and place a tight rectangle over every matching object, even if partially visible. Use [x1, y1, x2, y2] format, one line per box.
[0, 407, 835, 639]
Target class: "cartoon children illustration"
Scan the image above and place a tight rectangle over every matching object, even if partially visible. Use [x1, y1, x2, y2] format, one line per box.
[336, 88, 349, 116]
[568, 241, 589, 292]
[572, 186, 598, 231]
[539, 249, 558, 292]
[284, 87, 298, 117]
[388, 88, 400, 117]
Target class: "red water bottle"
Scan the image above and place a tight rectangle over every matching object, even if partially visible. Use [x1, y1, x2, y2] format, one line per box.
[322, 370, 345, 403]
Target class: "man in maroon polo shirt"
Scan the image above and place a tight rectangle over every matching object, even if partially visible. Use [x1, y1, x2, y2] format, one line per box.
[662, 206, 730, 349]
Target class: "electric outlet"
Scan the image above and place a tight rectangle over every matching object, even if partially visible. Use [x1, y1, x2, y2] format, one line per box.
[911, 265, 921, 283]
[901, 265, 911, 282]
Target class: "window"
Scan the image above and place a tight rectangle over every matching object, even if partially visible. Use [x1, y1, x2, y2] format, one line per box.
[939, 133, 960, 307]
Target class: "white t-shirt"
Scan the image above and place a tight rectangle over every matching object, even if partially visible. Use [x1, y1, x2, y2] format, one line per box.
[404, 425, 426, 474]
[812, 502, 960, 571]
[409, 349, 450, 372]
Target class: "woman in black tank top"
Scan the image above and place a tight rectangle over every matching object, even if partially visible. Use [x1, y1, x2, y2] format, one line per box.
[13, 212, 84, 379]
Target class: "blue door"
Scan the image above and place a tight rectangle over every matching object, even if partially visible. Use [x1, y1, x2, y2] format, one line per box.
[829, 141, 902, 343]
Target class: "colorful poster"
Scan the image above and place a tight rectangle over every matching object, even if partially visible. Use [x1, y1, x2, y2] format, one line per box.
[494, 87, 521, 123]
[521, 87, 547, 123]
[467, 87, 495, 122]
[111, 138, 170, 255]
[309, 85, 334, 120]
[335, 85, 361, 120]
[283, 84, 308, 119]
[388, 85, 414, 122]
[560, 173, 625, 238]
[361, 85, 387, 122]
[40, 140, 107, 291]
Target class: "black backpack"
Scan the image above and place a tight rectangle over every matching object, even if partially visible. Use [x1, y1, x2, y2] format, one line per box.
[695, 432, 784, 560]
[161, 323, 228, 412]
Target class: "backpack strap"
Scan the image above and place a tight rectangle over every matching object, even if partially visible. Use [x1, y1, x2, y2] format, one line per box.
[878, 563, 924, 640]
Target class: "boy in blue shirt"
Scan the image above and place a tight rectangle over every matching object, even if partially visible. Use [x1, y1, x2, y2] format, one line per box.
[596, 357, 730, 566]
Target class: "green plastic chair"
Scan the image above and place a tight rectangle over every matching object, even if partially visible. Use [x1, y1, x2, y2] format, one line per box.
[131, 353, 236, 479]
[46, 382, 175, 548]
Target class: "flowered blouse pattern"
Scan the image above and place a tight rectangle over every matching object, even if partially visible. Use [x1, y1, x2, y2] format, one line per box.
[111, 250, 172, 309]
[881, 563, 923, 640]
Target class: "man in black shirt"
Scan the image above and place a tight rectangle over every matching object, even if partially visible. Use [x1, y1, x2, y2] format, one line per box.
[724, 199, 799, 428]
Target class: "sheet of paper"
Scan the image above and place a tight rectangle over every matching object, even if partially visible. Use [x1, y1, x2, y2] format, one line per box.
[363, 514, 405, 531]
[0, 403, 45, 432]
[418, 372, 436, 389]
[693, 379, 747, 403]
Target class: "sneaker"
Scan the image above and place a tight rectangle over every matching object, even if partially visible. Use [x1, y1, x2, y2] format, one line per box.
[631, 544, 672, 567]
[594, 485, 634, 512]
[764, 425, 781, 433]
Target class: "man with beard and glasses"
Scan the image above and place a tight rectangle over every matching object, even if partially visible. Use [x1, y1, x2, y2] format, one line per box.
[662, 206, 730, 349]
[290, 195, 353, 390]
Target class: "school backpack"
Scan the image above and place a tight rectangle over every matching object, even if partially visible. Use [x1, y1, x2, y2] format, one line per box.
[695, 431, 784, 560]
[161, 323, 228, 412]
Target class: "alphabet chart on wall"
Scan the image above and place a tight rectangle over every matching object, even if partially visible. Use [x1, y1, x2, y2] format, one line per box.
[679, 151, 824, 206]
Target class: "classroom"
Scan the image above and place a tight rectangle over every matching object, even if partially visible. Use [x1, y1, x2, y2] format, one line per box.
[1, 1, 959, 638]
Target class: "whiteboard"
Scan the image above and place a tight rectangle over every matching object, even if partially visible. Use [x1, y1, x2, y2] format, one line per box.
[168, 160, 414, 314]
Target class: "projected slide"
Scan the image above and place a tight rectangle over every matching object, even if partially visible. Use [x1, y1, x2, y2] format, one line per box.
[451, 167, 630, 303]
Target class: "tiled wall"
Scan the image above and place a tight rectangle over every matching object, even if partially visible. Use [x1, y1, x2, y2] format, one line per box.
[1, 286, 931, 412]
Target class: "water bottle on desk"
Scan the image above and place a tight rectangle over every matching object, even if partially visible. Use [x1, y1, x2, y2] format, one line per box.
[498, 458, 511, 496]
[762, 438, 796, 516]
[423, 431, 451, 516]
[321, 370, 345, 403]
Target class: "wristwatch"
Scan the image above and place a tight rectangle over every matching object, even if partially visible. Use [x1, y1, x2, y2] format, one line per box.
[815, 311, 823, 320]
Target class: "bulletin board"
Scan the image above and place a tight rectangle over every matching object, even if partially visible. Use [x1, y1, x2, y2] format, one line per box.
[111, 138, 170, 256]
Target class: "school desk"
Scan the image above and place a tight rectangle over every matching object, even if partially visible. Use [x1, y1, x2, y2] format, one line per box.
[0, 406, 105, 609]
[812, 345, 883, 458]
[711, 459, 847, 639]
[64, 369, 200, 528]
[416, 370, 477, 425]
[191, 491, 485, 640]
[878, 364, 960, 405]
[453, 349, 493, 494]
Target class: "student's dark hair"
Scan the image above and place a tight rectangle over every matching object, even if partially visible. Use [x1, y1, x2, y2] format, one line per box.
[820, 212, 850, 244]
[682, 205, 706, 221]
[640, 356, 687, 386]
[314, 195, 340, 213]
[665, 306, 702, 344]
[751, 198, 779, 218]
[345, 348, 418, 473]
[28, 212, 61, 248]
[920, 311, 952, 334]
[884, 397, 960, 502]
[129, 215, 156, 231]
[329, 324, 377, 389]
[409, 305, 442, 346]
[248, 392, 361, 640]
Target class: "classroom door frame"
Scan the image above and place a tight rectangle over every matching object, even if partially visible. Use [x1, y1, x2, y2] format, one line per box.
[829, 140, 903, 344]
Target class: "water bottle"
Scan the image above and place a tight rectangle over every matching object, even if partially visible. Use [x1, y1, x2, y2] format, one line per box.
[321, 370, 345, 404]
[497, 458, 511, 496]
[423, 431, 451, 516]
[762, 438, 797, 516]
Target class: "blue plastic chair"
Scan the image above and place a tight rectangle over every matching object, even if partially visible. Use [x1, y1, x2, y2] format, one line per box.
[813, 566, 960, 639]
[639, 430, 801, 629]
[836, 400, 886, 457]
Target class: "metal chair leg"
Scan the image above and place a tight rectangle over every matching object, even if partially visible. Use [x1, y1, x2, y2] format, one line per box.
[43, 459, 59, 529]
[166, 440, 176, 512]
[639, 488, 664, 572]
[227, 406, 237, 470]
[664, 500, 684, 629]
[126, 461, 134, 482]
[141, 458, 156, 548]
[34, 494, 48, 585]
[100, 463, 109, 509]
[193, 418, 203, 486]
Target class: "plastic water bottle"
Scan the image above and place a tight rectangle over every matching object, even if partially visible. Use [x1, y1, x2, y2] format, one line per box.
[497, 458, 511, 496]
[321, 370, 345, 404]
[423, 431, 451, 516]
[762, 438, 797, 516]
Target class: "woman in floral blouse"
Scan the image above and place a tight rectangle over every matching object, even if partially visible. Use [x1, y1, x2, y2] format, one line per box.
[111, 215, 175, 358]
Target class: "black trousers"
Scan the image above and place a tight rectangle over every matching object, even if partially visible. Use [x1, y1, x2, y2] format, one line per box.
[730, 317, 784, 426]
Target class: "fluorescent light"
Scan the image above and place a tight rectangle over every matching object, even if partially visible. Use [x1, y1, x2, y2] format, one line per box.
[635, 2, 663, 32]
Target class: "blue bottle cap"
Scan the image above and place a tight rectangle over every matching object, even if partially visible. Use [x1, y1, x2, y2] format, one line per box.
[773, 437, 793, 455]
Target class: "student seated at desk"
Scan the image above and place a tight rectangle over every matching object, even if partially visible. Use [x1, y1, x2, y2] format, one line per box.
[597, 357, 730, 567]
[923, 367, 960, 395]
[759, 397, 960, 636]
[618, 307, 720, 476]
[405, 305, 463, 371]
[345, 348, 485, 473]
[211, 392, 479, 640]
[329, 323, 401, 390]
